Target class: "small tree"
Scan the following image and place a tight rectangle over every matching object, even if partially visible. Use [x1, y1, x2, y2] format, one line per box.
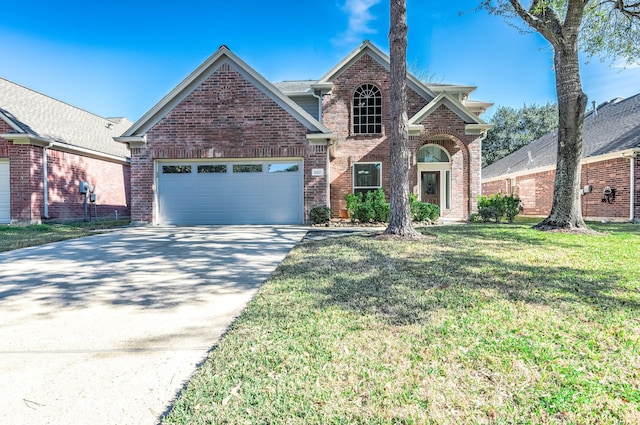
[480, 0, 640, 232]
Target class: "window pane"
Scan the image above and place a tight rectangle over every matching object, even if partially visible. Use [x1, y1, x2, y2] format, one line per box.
[417, 145, 449, 163]
[162, 165, 191, 174]
[233, 164, 263, 173]
[198, 165, 227, 173]
[445, 170, 451, 209]
[354, 163, 381, 188]
[353, 84, 382, 134]
[269, 163, 299, 173]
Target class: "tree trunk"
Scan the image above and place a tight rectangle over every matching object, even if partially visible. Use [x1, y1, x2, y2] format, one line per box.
[385, 0, 418, 237]
[534, 43, 588, 230]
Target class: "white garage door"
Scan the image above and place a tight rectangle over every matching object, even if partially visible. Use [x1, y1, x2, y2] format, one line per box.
[157, 160, 304, 225]
[0, 160, 9, 224]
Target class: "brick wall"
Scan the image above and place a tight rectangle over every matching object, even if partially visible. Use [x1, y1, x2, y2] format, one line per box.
[482, 156, 637, 220]
[8, 144, 43, 223]
[418, 105, 482, 219]
[581, 157, 631, 220]
[1, 120, 130, 223]
[322, 54, 482, 220]
[46, 149, 130, 221]
[322, 54, 391, 215]
[131, 62, 327, 223]
[482, 180, 507, 196]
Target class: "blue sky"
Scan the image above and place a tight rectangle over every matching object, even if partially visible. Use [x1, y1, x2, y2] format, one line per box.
[2, 0, 639, 121]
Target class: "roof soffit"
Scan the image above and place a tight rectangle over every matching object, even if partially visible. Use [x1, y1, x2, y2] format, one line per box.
[124, 47, 332, 137]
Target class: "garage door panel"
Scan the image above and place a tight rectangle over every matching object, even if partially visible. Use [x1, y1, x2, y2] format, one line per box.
[157, 160, 304, 225]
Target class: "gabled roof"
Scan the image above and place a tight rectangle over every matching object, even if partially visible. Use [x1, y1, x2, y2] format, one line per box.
[314, 40, 437, 102]
[120, 46, 334, 142]
[409, 92, 488, 127]
[482, 93, 640, 180]
[0, 77, 131, 159]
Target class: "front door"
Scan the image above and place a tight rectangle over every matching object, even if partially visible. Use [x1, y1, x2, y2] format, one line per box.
[421, 171, 439, 206]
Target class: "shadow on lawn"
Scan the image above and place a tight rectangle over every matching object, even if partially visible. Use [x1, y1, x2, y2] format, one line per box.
[288, 228, 639, 326]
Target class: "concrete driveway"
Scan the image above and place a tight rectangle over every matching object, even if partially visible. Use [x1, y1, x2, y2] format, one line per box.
[0, 226, 306, 425]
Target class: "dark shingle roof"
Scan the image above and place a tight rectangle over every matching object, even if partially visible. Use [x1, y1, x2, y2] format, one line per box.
[0, 77, 131, 158]
[482, 93, 640, 180]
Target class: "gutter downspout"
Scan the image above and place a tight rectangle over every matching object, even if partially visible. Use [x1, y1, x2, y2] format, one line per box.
[622, 149, 639, 222]
[631, 154, 636, 221]
[42, 143, 54, 219]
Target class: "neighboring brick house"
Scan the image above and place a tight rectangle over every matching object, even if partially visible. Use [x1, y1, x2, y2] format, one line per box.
[0, 77, 132, 224]
[482, 94, 640, 222]
[117, 41, 492, 225]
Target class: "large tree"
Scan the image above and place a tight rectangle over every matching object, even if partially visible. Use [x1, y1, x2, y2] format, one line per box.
[481, 0, 640, 231]
[385, 0, 419, 237]
[483, 102, 558, 167]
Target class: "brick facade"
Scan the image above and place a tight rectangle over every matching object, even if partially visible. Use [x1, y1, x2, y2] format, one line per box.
[1, 118, 130, 223]
[324, 55, 483, 220]
[130, 63, 327, 223]
[482, 156, 639, 220]
[46, 149, 130, 221]
[581, 157, 633, 220]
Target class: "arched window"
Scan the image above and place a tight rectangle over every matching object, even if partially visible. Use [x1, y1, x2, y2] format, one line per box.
[417, 145, 449, 163]
[353, 84, 382, 134]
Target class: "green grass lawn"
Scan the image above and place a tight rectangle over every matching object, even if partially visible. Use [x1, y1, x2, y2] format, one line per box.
[0, 220, 131, 252]
[164, 220, 640, 424]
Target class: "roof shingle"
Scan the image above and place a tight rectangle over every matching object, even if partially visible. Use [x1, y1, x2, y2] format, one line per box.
[482, 93, 640, 180]
[0, 77, 131, 158]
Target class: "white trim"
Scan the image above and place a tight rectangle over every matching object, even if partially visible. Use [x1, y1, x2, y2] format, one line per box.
[409, 92, 490, 129]
[306, 133, 337, 142]
[352, 161, 382, 193]
[114, 135, 146, 148]
[416, 146, 452, 210]
[1, 133, 129, 164]
[0, 111, 25, 132]
[417, 143, 451, 163]
[316, 41, 437, 102]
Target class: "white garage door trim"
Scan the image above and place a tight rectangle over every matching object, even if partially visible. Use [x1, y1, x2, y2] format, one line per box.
[0, 159, 9, 224]
[156, 159, 304, 225]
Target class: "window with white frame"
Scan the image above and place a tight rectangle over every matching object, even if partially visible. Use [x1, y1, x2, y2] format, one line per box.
[353, 84, 382, 134]
[353, 162, 381, 196]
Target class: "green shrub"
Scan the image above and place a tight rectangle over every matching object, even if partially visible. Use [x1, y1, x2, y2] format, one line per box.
[469, 213, 483, 223]
[309, 205, 331, 224]
[345, 193, 360, 223]
[410, 194, 440, 222]
[477, 193, 521, 223]
[370, 188, 390, 222]
[344, 190, 440, 224]
[503, 195, 521, 223]
[345, 189, 390, 223]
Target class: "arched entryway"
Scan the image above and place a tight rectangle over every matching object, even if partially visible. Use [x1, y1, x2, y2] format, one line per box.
[417, 144, 451, 210]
